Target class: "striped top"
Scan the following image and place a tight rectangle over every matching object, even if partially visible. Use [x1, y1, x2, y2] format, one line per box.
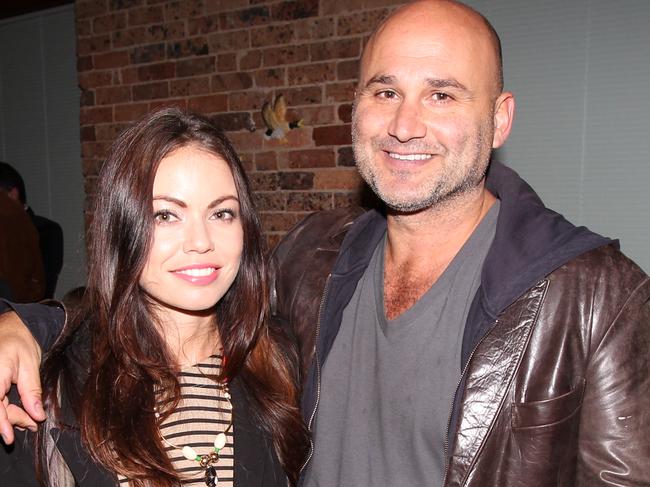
[119, 355, 234, 486]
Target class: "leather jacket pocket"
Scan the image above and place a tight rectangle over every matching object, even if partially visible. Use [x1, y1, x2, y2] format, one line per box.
[511, 378, 585, 429]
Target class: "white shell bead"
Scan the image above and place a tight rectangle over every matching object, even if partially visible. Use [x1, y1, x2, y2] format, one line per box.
[214, 433, 227, 450]
[182, 445, 198, 461]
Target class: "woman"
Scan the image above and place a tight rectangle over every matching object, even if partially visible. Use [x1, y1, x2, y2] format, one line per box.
[6, 108, 308, 486]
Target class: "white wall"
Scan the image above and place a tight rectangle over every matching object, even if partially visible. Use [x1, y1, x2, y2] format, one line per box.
[467, 0, 650, 272]
[0, 5, 85, 297]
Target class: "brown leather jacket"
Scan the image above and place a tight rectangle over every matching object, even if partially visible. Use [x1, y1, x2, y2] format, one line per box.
[271, 162, 650, 486]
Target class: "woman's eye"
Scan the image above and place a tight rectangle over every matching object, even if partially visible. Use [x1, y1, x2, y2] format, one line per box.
[154, 210, 177, 223]
[213, 209, 236, 221]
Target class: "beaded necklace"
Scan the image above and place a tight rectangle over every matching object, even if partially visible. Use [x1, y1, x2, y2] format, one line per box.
[155, 378, 233, 487]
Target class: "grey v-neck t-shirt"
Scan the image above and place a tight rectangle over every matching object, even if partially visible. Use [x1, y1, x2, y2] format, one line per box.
[303, 201, 499, 487]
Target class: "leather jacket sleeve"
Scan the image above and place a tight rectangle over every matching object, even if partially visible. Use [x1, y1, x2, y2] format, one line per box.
[0, 299, 65, 353]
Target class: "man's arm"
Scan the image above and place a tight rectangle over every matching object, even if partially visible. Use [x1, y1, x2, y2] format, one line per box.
[0, 300, 65, 445]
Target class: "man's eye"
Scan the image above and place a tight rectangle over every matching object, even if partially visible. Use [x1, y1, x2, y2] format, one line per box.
[377, 90, 398, 99]
[432, 92, 450, 101]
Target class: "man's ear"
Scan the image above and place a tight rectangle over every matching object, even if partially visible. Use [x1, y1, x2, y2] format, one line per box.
[492, 91, 515, 149]
[7, 187, 20, 203]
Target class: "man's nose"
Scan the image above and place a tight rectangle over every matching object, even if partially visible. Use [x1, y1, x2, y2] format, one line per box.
[387, 99, 427, 142]
[183, 220, 214, 254]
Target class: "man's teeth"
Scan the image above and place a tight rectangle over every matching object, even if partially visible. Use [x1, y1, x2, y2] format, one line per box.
[388, 152, 433, 161]
[177, 268, 215, 277]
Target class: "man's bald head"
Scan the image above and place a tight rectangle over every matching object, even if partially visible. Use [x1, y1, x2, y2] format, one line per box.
[361, 0, 504, 95]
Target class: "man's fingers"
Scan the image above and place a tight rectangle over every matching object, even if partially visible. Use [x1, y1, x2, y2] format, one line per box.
[16, 382, 45, 422]
[0, 398, 16, 445]
[6, 403, 38, 431]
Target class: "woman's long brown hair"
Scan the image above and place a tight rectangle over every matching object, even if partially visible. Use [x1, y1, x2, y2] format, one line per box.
[35, 108, 308, 485]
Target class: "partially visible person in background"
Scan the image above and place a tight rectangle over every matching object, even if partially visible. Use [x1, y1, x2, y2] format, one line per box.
[0, 161, 63, 298]
[0, 190, 45, 302]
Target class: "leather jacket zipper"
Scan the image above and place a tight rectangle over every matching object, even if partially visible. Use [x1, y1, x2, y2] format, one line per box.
[298, 273, 332, 477]
[442, 319, 499, 487]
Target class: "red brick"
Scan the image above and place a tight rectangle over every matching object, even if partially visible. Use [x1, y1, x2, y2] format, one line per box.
[205, 0, 249, 13]
[96, 86, 132, 105]
[212, 112, 255, 131]
[188, 94, 228, 113]
[77, 34, 111, 56]
[287, 191, 333, 211]
[78, 71, 113, 89]
[110, 0, 142, 10]
[217, 53, 237, 72]
[80, 125, 96, 142]
[229, 90, 267, 111]
[326, 82, 356, 103]
[289, 105, 336, 125]
[76, 18, 92, 37]
[112, 27, 147, 48]
[149, 98, 188, 112]
[177, 56, 215, 77]
[80, 90, 95, 107]
[212, 72, 253, 92]
[164, 0, 205, 21]
[254, 68, 286, 87]
[219, 6, 270, 29]
[132, 43, 166, 64]
[145, 22, 186, 43]
[263, 126, 313, 149]
[93, 50, 130, 69]
[337, 8, 392, 35]
[321, 0, 365, 15]
[282, 86, 322, 105]
[93, 12, 127, 34]
[337, 146, 355, 166]
[137, 61, 176, 81]
[76, 0, 108, 19]
[338, 103, 353, 123]
[77, 55, 94, 72]
[188, 14, 221, 36]
[207, 30, 250, 52]
[337, 59, 359, 81]
[255, 151, 278, 171]
[166, 37, 210, 58]
[80, 106, 113, 125]
[132, 81, 169, 101]
[271, 0, 318, 21]
[251, 24, 294, 48]
[310, 38, 361, 62]
[334, 191, 364, 208]
[314, 168, 363, 190]
[293, 17, 335, 40]
[95, 122, 129, 140]
[279, 171, 313, 190]
[313, 124, 352, 146]
[82, 141, 111, 159]
[287, 149, 336, 169]
[262, 45, 309, 67]
[239, 50, 261, 70]
[114, 102, 150, 122]
[265, 233, 282, 250]
[249, 171, 279, 191]
[128, 5, 164, 26]
[228, 131, 264, 151]
[288, 62, 336, 85]
[170, 77, 211, 97]
[120, 66, 139, 84]
[254, 191, 285, 211]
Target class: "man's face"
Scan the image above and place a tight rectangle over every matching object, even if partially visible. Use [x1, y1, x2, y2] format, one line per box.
[352, 4, 508, 213]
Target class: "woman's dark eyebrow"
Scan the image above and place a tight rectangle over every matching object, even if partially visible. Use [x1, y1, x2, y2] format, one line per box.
[152, 195, 239, 209]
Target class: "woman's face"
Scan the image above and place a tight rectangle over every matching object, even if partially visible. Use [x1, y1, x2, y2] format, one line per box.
[139, 145, 244, 317]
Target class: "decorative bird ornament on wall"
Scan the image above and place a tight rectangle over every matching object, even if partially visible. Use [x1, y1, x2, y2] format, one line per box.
[261, 94, 303, 142]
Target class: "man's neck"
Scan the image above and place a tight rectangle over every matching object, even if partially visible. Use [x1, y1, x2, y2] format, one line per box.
[383, 186, 497, 320]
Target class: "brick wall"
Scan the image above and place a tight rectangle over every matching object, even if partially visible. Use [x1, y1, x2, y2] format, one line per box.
[76, 0, 405, 247]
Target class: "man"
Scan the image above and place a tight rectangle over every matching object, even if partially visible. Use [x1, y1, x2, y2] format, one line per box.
[0, 162, 64, 298]
[0, 191, 45, 302]
[1, 1, 649, 485]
